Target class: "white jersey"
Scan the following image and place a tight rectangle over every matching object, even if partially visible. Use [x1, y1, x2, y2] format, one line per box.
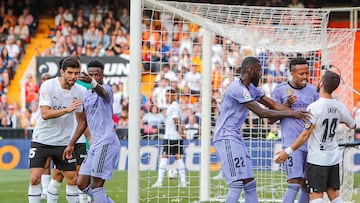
[164, 101, 181, 140]
[32, 77, 87, 146]
[306, 98, 355, 166]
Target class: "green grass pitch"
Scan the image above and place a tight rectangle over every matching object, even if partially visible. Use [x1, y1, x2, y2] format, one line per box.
[1, 170, 360, 203]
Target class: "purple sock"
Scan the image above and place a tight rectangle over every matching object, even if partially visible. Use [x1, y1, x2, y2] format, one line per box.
[283, 183, 300, 203]
[92, 187, 113, 203]
[244, 180, 259, 203]
[298, 187, 309, 203]
[226, 181, 243, 203]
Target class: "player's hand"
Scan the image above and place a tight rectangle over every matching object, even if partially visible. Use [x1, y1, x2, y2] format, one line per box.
[286, 94, 297, 106]
[78, 71, 92, 83]
[180, 133, 186, 140]
[66, 99, 82, 112]
[62, 145, 74, 160]
[291, 110, 311, 122]
[274, 150, 289, 164]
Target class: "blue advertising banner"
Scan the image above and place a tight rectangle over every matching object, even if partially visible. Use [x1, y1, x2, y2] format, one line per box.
[1, 139, 360, 172]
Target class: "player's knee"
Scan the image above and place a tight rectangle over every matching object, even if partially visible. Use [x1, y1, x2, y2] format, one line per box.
[30, 174, 41, 185]
[288, 178, 302, 185]
[90, 177, 105, 189]
[64, 172, 78, 185]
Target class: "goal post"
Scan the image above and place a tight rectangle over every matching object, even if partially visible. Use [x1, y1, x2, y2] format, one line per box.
[130, 1, 358, 202]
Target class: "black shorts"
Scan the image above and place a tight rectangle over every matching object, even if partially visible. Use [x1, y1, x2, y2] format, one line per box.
[306, 162, 340, 193]
[74, 143, 87, 165]
[162, 139, 184, 155]
[29, 142, 76, 171]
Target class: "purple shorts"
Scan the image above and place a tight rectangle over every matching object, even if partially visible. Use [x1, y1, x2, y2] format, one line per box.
[214, 139, 254, 185]
[79, 143, 120, 180]
[284, 149, 307, 181]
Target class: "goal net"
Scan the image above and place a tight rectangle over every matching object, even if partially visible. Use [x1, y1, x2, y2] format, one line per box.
[138, 0, 356, 202]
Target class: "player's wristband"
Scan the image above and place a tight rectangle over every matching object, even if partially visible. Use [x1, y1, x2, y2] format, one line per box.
[90, 78, 98, 89]
[285, 147, 294, 155]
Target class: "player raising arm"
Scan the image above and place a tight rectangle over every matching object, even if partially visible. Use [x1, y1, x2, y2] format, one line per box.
[274, 71, 356, 203]
[63, 60, 120, 203]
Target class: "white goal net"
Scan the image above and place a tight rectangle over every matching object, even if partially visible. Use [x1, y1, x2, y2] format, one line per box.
[136, 1, 357, 202]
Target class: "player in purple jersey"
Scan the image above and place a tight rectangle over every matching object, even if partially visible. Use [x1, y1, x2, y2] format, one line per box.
[272, 57, 319, 203]
[63, 60, 120, 203]
[212, 56, 310, 203]
[275, 71, 355, 203]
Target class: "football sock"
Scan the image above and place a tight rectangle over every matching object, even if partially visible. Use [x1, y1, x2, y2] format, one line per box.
[93, 187, 113, 203]
[47, 179, 61, 203]
[283, 183, 300, 203]
[176, 159, 186, 184]
[156, 158, 167, 183]
[65, 184, 79, 203]
[41, 174, 51, 196]
[28, 184, 41, 203]
[244, 179, 259, 203]
[226, 180, 243, 203]
[298, 187, 310, 203]
[79, 187, 89, 203]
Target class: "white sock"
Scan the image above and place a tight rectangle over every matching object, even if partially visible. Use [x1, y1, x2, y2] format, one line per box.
[176, 159, 186, 184]
[79, 187, 89, 203]
[28, 184, 41, 203]
[331, 196, 343, 203]
[47, 179, 61, 203]
[310, 198, 323, 203]
[156, 158, 168, 183]
[41, 174, 51, 195]
[65, 184, 79, 203]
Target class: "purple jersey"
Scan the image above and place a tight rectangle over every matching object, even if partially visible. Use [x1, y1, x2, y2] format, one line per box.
[82, 84, 120, 146]
[272, 82, 318, 152]
[213, 79, 264, 143]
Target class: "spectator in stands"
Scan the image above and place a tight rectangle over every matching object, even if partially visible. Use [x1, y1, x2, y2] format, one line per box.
[97, 28, 110, 50]
[3, 8, 17, 27]
[67, 27, 81, 44]
[183, 64, 202, 96]
[83, 22, 99, 49]
[64, 35, 77, 56]
[95, 0, 109, 17]
[0, 57, 10, 88]
[155, 63, 177, 84]
[5, 104, 20, 128]
[112, 84, 123, 119]
[184, 114, 200, 139]
[14, 17, 30, 44]
[25, 73, 39, 109]
[73, 15, 88, 36]
[20, 8, 34, 31]
[89, 7, 102, 27]
[151, 77, 169, 110]
[0, 20, 11, 38]
[142, 104, 164, 137]
[5, 35, 20, 61]
[63, 8, 73, 23]
[1, 47, 14, 81]
[54, 6, 65, 27]
[119, 7, 130, 32]
[1, 94, 9, 111]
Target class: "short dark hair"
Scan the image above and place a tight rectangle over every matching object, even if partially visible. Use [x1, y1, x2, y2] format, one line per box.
[59, 56, 80, 71]
[321, 71, 340, 94]
[289, 57, 308, 72]
[241, 56, 260, 69]
[87, 60, 104, 70]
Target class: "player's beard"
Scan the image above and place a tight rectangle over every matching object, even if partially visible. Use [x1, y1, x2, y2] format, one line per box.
[251, 75, 260, 87]
[317, 83, 320, 92]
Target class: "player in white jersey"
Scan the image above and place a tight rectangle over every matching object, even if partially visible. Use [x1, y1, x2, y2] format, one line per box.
[152, 89, 187, 188]
[28, 56, 86, 203]
[275, 71, 356, 203]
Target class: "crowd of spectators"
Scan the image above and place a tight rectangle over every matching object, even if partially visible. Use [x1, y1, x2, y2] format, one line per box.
[0, 0, 331, 141]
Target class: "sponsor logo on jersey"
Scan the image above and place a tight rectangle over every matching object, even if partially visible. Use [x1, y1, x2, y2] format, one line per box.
[286, 88, 293, 95]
